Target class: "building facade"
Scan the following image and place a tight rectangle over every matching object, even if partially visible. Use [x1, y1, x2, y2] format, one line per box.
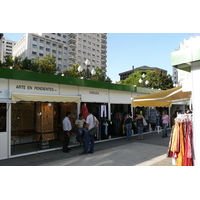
[1, 37, 16, 62]
[119, 65, 167, 80]
[0, 33, 4, 61]
[12, 33, 107, 75]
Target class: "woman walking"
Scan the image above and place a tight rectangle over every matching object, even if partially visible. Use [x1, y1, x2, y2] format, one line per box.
[162, 110, 169, 138]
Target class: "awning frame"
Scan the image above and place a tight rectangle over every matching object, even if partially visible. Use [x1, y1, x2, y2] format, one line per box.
[11, 92, 81, 103]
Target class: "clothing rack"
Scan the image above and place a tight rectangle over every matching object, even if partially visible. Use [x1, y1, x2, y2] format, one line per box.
[167, 113, 193, 166]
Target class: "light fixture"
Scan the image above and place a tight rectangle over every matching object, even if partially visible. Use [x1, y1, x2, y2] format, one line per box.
[91, 68, 96, 75]
[142, 73, 146, 78]
[78, 65, 83, 72]
[48, 103, 52, 106]
[61, 73, 64, 76]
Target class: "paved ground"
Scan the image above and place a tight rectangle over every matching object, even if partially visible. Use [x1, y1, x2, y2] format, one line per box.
[0, 130, 173, 166]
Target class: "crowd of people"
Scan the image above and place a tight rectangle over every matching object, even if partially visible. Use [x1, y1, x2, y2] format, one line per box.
[61, 107, 192, 155]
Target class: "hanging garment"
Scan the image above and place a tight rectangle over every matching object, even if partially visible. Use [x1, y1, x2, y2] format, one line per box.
[101, 105, 107, 117]
[82, 104, 89, 120]
[170, 121, 180, 153]
[176, 122, 185, 166]
[183, 121, 193, 166]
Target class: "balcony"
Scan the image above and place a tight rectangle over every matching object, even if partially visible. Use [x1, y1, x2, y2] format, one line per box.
[68, 33, 77, 37]
[69, 49, 76, 54]
[69, 55, 76, 60]
[68, 36, 76, 42]
[69, 42, 76, 47]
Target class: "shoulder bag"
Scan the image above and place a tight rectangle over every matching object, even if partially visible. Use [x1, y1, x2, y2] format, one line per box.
[88, 115, 97, 136]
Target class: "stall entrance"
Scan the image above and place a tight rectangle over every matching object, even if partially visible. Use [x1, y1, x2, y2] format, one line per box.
[10, 101, 77, 155]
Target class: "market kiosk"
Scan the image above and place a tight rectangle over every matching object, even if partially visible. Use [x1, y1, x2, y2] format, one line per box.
[0, 67, 157, 160]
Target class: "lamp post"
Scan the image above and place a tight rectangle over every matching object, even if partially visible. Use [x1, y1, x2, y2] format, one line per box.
[78, 59, 96, 79]
[139, 73, 149, 87]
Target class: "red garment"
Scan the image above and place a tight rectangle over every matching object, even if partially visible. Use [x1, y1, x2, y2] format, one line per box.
[183, 121, 193, 166]
[81, 104, 89, 120]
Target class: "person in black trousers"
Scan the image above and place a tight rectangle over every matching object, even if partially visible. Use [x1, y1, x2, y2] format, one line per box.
[62, 111, 72, 153]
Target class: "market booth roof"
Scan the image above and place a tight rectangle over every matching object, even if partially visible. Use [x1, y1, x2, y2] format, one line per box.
[131, 86, 191, 107]
[11, 93, 81, 103]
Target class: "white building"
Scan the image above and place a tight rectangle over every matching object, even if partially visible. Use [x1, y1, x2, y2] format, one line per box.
[0, 33, 4, 61]
[1, 37, 16, 61]
[172, 67, 191, 87]
[12, 33, 107, 75]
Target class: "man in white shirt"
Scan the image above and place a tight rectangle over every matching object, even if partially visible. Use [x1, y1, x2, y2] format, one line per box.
[62, 111, 72, 153]
[79, 108, 99, 155]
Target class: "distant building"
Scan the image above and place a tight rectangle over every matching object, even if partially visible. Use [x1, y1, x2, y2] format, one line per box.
[2, 38, 16, 61]
[12, 33, 107, 75]
[0, 33, 3, 61]
[119, 65, 167, 80]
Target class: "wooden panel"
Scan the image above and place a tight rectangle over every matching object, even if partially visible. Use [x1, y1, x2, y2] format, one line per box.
[36, 102, 54, 133]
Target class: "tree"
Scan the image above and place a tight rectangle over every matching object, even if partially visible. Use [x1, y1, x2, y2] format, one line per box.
[63, 64, 84, 78]
[120, 70, 173, 90]
[39, 54, 59, 74]
[21, 57, 33, 71]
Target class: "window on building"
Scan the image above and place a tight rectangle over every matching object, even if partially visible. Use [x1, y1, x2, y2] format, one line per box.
[0, 104, 6, 132]
[63, 53, 67, 56]
[58, 51, 62, 55]
[52, 43, 56, 47]
[63, 59, 67, 62]
[57, 33, 61, 36]
[58, 64, 62, 67]
[32, 44, 37, 48]
[40, 39, 44, 43]
[63, 65, 67, 68]
[52, 50, 56, 53]
[51, 37, 55, 40]
[58, 45, 62, 48]
[46, 48, 50, 52]
[58, 58, 62, 61]
[63, 41, 66, 43]
[64, 47, 67, 50]
[32, 51, 37, 55]
[57, 39, 61, 42]
[39, 53, 43, 56]
[45, 35, 49, 38]
[39, 46, 44, 50]
[63, 35, 66, 38]
[33, 37, 37, 41]
[46, 41, 50, 45]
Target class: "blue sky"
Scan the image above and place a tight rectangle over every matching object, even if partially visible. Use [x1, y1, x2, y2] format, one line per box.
[3, 33, 199, 81]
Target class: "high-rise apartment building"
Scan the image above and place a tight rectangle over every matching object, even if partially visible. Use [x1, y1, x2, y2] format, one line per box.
[13, 33, 107, 75]
[0, 33, 3, 61]
[1, 37, 16, 62]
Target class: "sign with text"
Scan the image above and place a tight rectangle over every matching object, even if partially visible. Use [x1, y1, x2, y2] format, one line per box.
[10, 80, 59, 95]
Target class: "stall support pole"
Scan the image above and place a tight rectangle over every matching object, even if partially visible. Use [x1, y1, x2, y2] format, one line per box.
[168, 107, 171, 128]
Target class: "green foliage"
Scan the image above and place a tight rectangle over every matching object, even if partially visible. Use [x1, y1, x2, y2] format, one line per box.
[39, 54, 59, 74]
[63, 64, 84, 78]
[120, 70, 173, 90]
[0, 55, 112, 83]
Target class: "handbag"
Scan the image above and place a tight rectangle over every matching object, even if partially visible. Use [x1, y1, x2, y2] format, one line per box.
[88, 115, 97, 136]
[88, 127, 97, 136]
[142, 116, 148, 126]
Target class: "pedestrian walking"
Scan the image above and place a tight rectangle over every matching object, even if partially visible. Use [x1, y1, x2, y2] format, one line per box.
[79, 108, 99, 155]
[124, 113, 132, 140]
[62, 111, 72, 153]
[162, 110, 169, 138]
